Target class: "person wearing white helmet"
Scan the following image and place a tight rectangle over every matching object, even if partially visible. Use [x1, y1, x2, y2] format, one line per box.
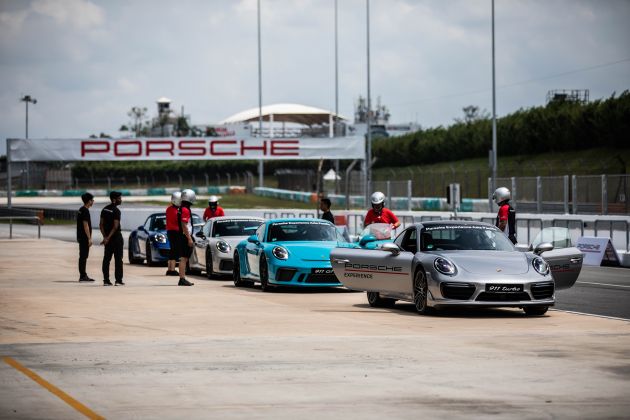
[176, 189, 196, 286]
[165, 191, 182, 277]
[363, 191, 400, 229]
[203, 195, 225, 222]
[493, 187, 517, 244]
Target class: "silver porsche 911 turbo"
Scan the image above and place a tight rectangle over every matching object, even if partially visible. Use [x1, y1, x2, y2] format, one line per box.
[330, 221, 583, 316]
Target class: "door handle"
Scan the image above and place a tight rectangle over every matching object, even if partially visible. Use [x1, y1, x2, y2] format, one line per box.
[570, 257, 582, 264]
[333, 258, 349, 264]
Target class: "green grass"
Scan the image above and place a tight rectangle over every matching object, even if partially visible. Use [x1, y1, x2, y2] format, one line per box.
[374, 148, 629, 179]
[139, 194, 318, 210]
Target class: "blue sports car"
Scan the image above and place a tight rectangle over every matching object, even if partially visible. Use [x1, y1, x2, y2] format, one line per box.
[128, 212, 202, 266]
[233, 218, 352, 291]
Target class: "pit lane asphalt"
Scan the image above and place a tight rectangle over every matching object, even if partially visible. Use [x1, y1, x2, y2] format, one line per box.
[1, 238, 629, 419]
[2, 223, 628, 321]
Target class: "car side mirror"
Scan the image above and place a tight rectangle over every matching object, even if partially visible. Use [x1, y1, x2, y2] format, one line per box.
[534, 242, 554, 255]
[195, 231, 205, 239]
[138, 226, 145, 231]
[381, 242, 401, 256]
[359, 234, 377, 247]
[247, 235, 259, 244]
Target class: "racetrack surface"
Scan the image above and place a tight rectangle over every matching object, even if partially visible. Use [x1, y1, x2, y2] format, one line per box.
[1, 238, 629, 419]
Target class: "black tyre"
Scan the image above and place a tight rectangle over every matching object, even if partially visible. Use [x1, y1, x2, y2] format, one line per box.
[259, 255, 273, 292]
[413, 270, 430, 315]
[524, 306, 549, 316]
[146, 241, 157, 267]
[128, 238, 143, 264]
[233, 253, 253, 287]
[367, 291, 396, 308]
[205, 248, 214, 279]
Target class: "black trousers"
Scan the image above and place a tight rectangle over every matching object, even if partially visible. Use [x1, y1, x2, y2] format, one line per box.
[78, 239, 90, 278]
[102, 235, 124, 282]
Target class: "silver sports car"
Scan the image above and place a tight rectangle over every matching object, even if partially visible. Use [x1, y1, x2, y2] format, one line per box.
[330, 220, 583, 316]
[189, 216, 265, 279]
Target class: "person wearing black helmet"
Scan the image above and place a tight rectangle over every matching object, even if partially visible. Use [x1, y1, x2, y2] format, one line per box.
[493, 187, 517, 244]
[100, 191, 124, 286]
[77, 192, 95, 282]
[203, 195, 225, 222]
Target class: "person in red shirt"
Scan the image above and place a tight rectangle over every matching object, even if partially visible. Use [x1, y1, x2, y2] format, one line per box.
[175, 189, 196, 286]
[165, 191, 181, 277]
[364, 191, 401, 229]
[493, 187, 517, 244]
[203, 195, 225, 221]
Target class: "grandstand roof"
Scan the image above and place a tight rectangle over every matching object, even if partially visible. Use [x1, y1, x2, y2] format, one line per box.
[220, 103, 347, 126]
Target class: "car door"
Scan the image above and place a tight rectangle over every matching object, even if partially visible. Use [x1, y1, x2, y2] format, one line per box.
[330, 231, 414, 294]
[195, 220, 213, 270]
[245, 224, 265, 278]
[540, 247, 584, 290]
[137, 216, 152, 257]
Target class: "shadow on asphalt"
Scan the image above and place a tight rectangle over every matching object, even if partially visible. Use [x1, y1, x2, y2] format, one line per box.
[351, 302, 540, 319]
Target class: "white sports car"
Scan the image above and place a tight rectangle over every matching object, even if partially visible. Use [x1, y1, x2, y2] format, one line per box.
[189, 216, 265, 279]
[330, 220, 583, 316]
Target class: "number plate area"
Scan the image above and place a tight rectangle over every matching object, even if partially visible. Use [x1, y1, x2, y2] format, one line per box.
[312, 268, 334, 275]
[486, 284, 524, 293]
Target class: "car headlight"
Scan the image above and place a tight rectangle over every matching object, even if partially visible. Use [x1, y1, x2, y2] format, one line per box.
[216, 241, 231, 254]
[434, 257, 457, 275]
[272, 246, 288, 260]
[154, 233, 167, 243]
[532, 257, 549, 275]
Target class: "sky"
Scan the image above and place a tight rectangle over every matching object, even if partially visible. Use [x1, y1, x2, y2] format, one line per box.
[1, 0, 629, 156]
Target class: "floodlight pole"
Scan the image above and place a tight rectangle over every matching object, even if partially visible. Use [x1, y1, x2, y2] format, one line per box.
[365, 0, 372, 207]
[257, 0, 264, 189]
[491, 0, 497, 200]
[20, 95, 36, 189]
[334, 0, 340, 193]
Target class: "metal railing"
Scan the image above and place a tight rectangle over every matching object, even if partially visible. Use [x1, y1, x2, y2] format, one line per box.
[0, 216, 41, 239]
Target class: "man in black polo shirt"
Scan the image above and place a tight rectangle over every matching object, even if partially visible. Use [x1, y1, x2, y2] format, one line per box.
[100, 191, 124, 286]
[77, 192, 95, 282]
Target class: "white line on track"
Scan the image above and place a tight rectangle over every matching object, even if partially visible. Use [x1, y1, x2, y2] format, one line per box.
[551, 309, 630, 322]
[576, 281, 630, 289]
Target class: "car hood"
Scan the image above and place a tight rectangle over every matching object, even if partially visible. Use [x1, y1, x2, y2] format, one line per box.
[212, 236, 248, 247]
[441, 251, 529, 275]
[274, 241, 336, 261]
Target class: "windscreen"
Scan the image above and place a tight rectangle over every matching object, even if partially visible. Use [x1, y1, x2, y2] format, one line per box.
[212, 219, 263, 237]
[359, 223, 393, 240]
[268, 221, 337, 242]
[152, 215, 166, 231]
[421, 225, 514, 251]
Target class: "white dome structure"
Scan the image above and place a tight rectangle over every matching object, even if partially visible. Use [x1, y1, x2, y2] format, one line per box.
[220, 103, 346, 126]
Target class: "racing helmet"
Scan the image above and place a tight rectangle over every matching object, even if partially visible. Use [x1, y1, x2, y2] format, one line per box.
[492, 187, 511, 204]
[170, 191, 182, 206]
[181, 189, 196, 204]
[208, 195, 219, 207]
[370, 191, 385, 206]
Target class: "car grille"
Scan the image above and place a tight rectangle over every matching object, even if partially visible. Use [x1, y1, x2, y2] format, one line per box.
[305, 273, 340, 284]
[441, 283, 476, 300]
[476, 292, 531, 302]
[219, 260, 233, 271]
[276, 268, 297, 282]
[531, 281, 554, 299]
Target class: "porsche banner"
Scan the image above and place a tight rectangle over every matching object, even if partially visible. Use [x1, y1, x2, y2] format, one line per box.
[7, 136, 365, 162]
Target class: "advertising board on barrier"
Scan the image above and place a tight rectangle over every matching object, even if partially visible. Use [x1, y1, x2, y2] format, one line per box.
[575, 236, 620, 266]
[7, 136, 365, 162]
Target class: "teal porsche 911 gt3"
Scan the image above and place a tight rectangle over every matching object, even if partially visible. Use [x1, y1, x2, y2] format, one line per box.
[233, 218, 352, 291]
